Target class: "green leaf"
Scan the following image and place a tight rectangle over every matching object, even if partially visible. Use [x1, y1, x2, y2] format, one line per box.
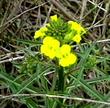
[72, 75, 105, 101]
[17, 39, 41, 46]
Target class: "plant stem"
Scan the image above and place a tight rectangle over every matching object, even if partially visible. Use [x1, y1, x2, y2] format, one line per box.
[57, 66, 64, 108]
[58, 66, 64, 92]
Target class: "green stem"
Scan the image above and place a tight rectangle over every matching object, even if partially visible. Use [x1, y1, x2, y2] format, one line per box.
[57, 66, 64, 108]
[58, 66, 64, 92]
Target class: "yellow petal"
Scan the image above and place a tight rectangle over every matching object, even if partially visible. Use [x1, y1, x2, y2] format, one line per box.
[67, 53, 77, 65]
[34, 30, 45, 39]
[72, 34, 81, 43]
[50, 15, 58, 21]
[34, 26, 48, 39]
[59, 58, 69, 67]
[47, 51, 57, 59]
[43, 36, 60, 47]
[40, 45, 48, 55]
[41, 44, 58, 59]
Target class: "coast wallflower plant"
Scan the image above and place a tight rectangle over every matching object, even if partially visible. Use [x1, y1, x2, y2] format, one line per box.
[34, 15, 86, 67]
[34, 15, 87, 107]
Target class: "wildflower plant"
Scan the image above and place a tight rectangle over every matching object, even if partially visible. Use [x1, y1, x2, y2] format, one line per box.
[34, 15, 86, 67]
[34, 15, 86, 107]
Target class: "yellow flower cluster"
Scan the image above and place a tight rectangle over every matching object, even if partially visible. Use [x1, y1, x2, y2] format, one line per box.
[41, 36, 77, 67]
[63, 21, 86, 44]
[34, 15, 86, 67]
[34, 15, 58, 39]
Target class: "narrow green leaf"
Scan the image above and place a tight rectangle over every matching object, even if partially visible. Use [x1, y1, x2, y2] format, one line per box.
[72, 75, 105, 101]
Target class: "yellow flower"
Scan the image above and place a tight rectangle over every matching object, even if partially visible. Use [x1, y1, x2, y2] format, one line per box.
[34, 26, 48, 39]
[56, 44, 77, 67]
[41, 36, 60, 59]
[41, 45, 56, 59]
[68, 21, 86, 34]
[72, 34, 82, 43]
[59, 53, 77, 67]
[56, 44, 71, 58]
[50, 15, 58, 21]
